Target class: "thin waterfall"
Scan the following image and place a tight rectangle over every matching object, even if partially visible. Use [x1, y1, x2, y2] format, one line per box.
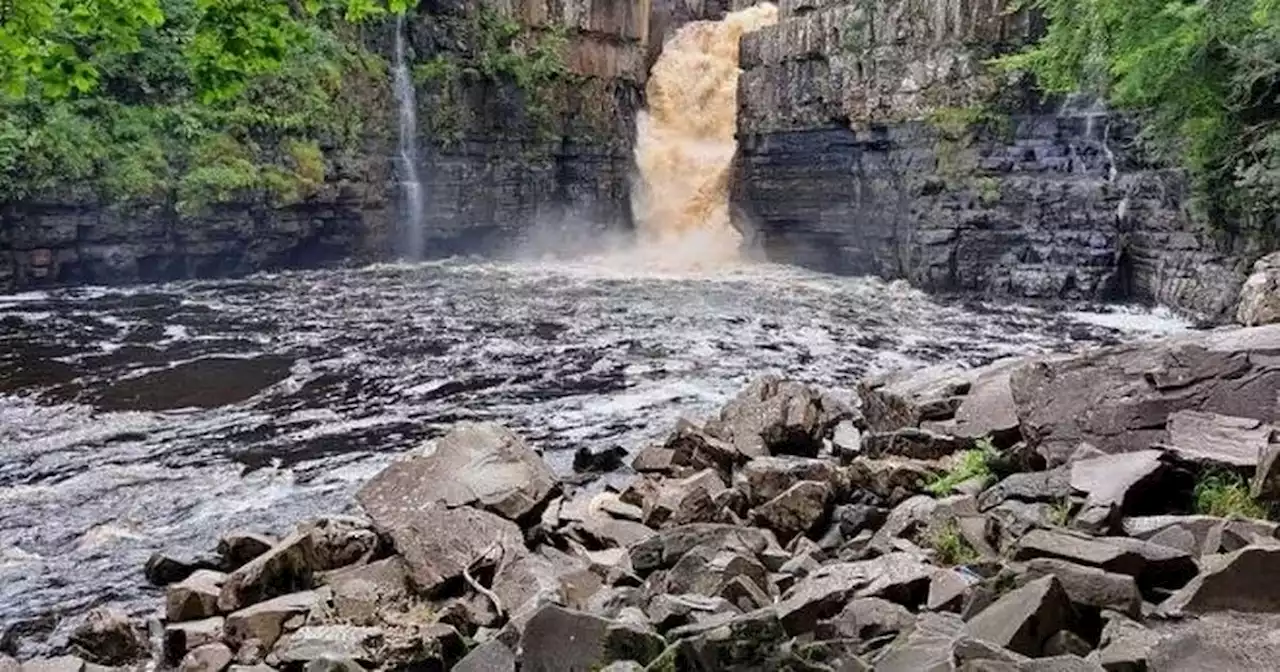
[392, 14, 426, 261]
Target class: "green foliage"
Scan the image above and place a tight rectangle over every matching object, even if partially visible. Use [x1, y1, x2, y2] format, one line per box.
[1048, 498, 1074, 526]
[0, 0, 405, 206]
[928, 520, 981, 566]
[926, 439, 999, 496]
[975, 176, 1001, 206]
[996, 0, 1280, 237]
[1193, 470, 1271, 520]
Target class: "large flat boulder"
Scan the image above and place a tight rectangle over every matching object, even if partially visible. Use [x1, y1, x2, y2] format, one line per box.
[1158, 545, 1280, 614]
[1010, 325, 1280, 465]
[629, 524, 778, 574]
[751, 480, 831, 543]
[1162, 410, 1274, 467]
[1021, 559, 1142, 617]
[737, 456, 841, 505]
[776, 553, 933, 635]
[1069, 450, 1164, 521]
[383, 502, 526, 595]
[225, 590, 321, 648]
[356, 422, 556, 523]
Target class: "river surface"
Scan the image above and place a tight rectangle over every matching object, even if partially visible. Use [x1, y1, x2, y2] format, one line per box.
[0, 259, 1188, 655]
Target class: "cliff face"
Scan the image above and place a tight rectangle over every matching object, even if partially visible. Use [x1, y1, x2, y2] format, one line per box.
[731, 0, 1251, 320]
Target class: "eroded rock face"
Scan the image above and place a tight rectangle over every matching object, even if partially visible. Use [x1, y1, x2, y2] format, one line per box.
[1237, 252, 1280, 326]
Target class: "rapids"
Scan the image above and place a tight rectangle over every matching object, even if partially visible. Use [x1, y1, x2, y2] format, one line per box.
[0, 259, 1188, 654]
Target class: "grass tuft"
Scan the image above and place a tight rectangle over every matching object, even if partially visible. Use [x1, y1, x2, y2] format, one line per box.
[926, 438, 999, 496]
[1193, 469, 1270, 520]
[928, 519, 981, 566]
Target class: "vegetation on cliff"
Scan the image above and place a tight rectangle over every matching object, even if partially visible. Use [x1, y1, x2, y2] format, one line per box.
[1003, 0, 1280, 241]
[0, 0, 415, 211]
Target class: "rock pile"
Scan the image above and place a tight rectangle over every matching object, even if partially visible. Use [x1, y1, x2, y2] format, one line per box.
[13, 326, 1280, 671]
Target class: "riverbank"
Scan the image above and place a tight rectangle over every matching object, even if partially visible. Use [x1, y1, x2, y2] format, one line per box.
[10, 321, 1280, 670]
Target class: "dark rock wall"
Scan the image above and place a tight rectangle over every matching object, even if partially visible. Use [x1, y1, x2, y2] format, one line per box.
[732, 0, 1251, 321]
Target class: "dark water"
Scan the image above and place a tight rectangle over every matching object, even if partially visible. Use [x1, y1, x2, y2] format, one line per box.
[0, 259, 1187, 655]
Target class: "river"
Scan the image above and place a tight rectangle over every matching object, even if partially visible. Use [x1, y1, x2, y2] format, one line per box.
[0, 258, 1187, 655]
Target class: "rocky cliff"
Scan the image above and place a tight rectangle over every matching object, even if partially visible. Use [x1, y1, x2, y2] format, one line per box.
[731, 0, 1254, 321]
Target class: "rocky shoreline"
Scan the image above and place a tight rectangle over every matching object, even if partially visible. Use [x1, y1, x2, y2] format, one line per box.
[9, 323, 1280, 671]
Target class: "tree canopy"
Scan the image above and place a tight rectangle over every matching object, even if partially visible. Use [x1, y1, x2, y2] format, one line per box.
[1001, 0, 1280, 240]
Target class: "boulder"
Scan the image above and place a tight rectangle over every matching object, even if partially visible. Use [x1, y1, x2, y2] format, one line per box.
[737, 456, 841, 505]
[1022, 559, 1141, 618]
[873, 612, 967, 672]
[167, 570, 226, 621]
[845, 458, 937, 504]
[273, 626, 383, 665]
[663, 419, 747, 474]
[145, 552, 222, 586]
[452, 640, 516, 672]
[299, 517, 379, 571]
[1159, 545, 1280, 614]
[629, 524, 778, 574]
[1097, 536, 1198, 590]
[1145, 611, 1280, 671]
[859, 363, 972, 432]
[663, 543, 770, 600]
[1163, 410, 1274, 468]
[631, 446, 676, 474]
[862, 429, 972, 460]
[1237, 251, 1280, 326]
[492, 553, 601, 617]
[224, 590, 321, 648]
[217, 533, 276, 569]
[978, 468, 1072, 511]
[965, 576, 1076, 657]
[380, 502, 525, 595]
[577, 514, 657, 549]
[827, 597, 915, 641]
[519, 605, 641, 671]
[751, 480, 831, 543]
[573, 445, 628, 474]
[19, 658, 85, 672]
[356, 421, 556, 523]
[870, 495, 938, 550]
[666, 608, 789, 670]
[829, 503, 889, 541]
[1094, 610, 1159, 671]
[646, 593, 740, 631]
[1043, 630, 1091, 658]
[1123, 515, 1280, 555]
[68, 608, 147, 666]
[1252, 443, 1280, 500]
[1011, 530, 1144, 576]
[776, 553, 933, 634]
[927, 569, 977, 612]
[1010, 326, 1280, 464]
[946, 361, 1022, 442]
[320, 557, 410, 622]
[218, 532, 318, 613]
[0, 656, 16, 672]
[1068, 450, 1164, 531]
[704, 376, 849, 458]
[164, 618, 225, 662]
[642, 469, 725, 529]
[178, 643, 233, 672]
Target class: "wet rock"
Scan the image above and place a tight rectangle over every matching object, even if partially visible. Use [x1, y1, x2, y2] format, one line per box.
[145, 552, 222, 586]
[217, 533, 276, 570]
[356, 421, 556, 523]
[1012, 530, 1144, 576]
[179, 643, 233, 672]
[299, 517, 379, 571]
[381, 502, 525, 595]
[164, 618, 225, 662]
[1068, 450, 1164, 533]
[1022, 559, 1141, 618]
[629, 524, 777, 574]
[1237, 252, 1280, 326]
[668, 608, 788, 670]
[69, 609, 147, 666]
[225, 590, 321, 649]
[642, 469, 725, 529]
[751, 480, 831, 544]
[776, 553, 933, 635]
[573, 445, 628, 474]
[20, 658, 85, 672]
[218, 532, 318, 613]
[828, 597, 914, 641]
[978, 468, 1072, 511]
[1159, 545, 1280, 614]
[863, 428, 972, 460]
[966, 576, 1075, 658]
[1164, 410, 1274, 468]
[273, 626, 383, 666]
[167, 570, 227, 621]
[737, 456, 841, 505]
[452, 639, 516, 672]
[1010, 326, 1280, 464]
[704, 376, 848, 458]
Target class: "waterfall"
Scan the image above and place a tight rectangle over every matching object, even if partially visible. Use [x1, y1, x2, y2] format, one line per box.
[392, 14, 426, 261]
[631, 4, 778, 268]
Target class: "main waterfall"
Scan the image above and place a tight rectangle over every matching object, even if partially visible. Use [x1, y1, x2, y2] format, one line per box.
[632, 4, 778, 267]
[392, 15, 426, 261]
